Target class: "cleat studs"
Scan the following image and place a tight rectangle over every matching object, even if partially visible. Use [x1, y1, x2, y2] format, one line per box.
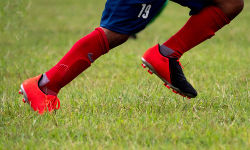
[22, 98, 26, 103]
[18, 90, 23, 95]
[148, 70, 153, 74]
[163, 83, 170, 89]
[141, 64, 146, 68]
[163, 84, 189, 98]
[172, 90, 177, 94]
[180, 94, 186, 97]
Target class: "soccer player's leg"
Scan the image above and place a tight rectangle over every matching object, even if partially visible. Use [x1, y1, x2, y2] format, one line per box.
[19, 28, 115, 114]
[19, 0, 167, 114]
[142, 0, 244, 98]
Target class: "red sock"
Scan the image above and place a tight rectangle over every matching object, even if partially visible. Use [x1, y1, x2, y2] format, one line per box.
[163, 6, 230, 58]
[42, 27, 109, 94]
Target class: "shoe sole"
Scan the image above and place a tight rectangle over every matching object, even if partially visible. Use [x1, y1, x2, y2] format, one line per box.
[141, 57, 193, 99]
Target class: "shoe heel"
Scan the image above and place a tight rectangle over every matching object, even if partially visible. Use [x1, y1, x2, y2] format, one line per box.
[19, 84, 28, 103]
[141, 63, 153, 74]
[18, 89, 23, 95]
[141, 64, 146, 68]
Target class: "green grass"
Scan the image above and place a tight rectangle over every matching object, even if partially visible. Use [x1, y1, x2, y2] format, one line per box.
[0, 0, 249, 149]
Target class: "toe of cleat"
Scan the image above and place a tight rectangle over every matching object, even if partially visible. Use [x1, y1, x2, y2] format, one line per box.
[22, 98, 26, 103]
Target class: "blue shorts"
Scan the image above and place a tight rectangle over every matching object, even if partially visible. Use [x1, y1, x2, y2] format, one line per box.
[100, 0, 211, 35]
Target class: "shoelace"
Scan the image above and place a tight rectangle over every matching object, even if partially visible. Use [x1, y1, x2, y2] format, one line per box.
[177, 59, 184, 69]
[47, 96, 60, 110]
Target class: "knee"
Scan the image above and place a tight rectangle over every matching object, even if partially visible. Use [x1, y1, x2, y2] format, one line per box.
[215, 0, 244, 20]
[230, 0, 244, 14]
[101, 27, 129, 49]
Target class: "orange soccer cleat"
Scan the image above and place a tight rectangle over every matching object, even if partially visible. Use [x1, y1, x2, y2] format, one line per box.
[19, 75, 60, 114]
[141, 44, 197, 99]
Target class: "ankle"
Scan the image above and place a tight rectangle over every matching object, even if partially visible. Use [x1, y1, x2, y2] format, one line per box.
[38, 73, 59, 96]
[159, 45, 182, 58]
[40, 86, 58, 96]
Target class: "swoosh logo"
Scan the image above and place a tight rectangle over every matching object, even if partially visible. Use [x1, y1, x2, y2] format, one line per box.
[88, 53, 94, 63]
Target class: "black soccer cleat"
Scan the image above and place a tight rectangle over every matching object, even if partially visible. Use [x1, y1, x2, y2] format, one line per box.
[142, 44, 198, 98]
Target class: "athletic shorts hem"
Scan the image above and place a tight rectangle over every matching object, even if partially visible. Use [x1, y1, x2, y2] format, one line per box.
[100, 24, 132, 35]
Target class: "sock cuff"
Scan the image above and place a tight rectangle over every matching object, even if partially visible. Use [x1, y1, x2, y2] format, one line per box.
[95, 27, 110, 54]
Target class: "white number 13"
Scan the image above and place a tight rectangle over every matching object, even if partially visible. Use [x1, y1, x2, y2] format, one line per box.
[138, 4, 151, 19]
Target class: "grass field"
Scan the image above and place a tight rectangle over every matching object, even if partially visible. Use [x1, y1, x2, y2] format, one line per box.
[0, 0, 249, 149]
